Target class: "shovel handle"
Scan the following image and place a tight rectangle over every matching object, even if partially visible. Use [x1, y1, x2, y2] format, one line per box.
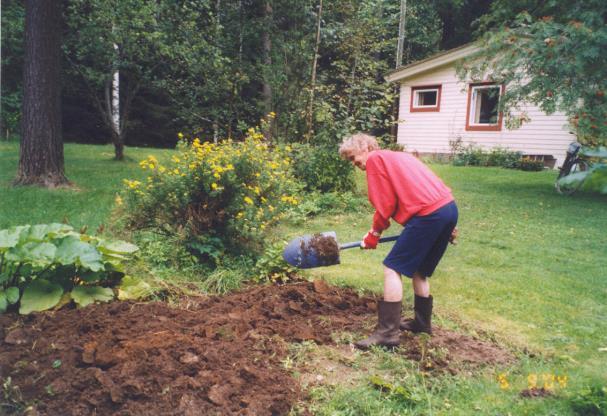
[339, 234, 399, 250]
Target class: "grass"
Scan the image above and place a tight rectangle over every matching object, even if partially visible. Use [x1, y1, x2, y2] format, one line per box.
[2, 141, 607, 414]
[0, 141, 173, 230]
[279, 164, 607, 415]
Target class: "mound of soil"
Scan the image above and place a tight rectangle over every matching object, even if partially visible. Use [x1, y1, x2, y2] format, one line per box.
[0, 281, 515, 415]
[398, 328, 514, 373]
[0, 282, 373, 416]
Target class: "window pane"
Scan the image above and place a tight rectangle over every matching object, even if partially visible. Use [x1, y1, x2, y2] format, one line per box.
[417, 90, 437, 106]
[473, 87, 500, 124]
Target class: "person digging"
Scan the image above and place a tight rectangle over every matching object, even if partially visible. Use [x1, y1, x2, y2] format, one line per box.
[338, 133, 458, 350]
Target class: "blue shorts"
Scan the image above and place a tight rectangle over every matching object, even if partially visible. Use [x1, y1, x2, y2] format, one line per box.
[383, 201, 458, 278]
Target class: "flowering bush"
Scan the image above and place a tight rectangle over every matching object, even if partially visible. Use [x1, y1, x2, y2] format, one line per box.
[120, 128, 301, 262]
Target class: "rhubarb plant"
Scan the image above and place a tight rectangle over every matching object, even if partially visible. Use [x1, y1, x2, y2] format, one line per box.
[0, 223, 139, 314]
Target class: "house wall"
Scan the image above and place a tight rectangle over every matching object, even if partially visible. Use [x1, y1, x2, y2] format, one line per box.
[396, 64, 573, 167]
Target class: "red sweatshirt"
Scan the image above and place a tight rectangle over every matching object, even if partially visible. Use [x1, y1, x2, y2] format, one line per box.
[366, 150, 454, 232]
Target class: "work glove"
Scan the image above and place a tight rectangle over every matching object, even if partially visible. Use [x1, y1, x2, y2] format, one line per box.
[361, 230, 381, 249]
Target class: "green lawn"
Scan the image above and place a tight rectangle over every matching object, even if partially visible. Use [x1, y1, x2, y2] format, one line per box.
[281, 165, 607, 415]
[0, 141, 173, 230]
[2, 141, 606, 414]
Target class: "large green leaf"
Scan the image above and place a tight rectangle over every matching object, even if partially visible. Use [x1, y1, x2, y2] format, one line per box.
[27, 224, 53, 242]
[97, 240, 139, 255]
[55, 236, 104, 271]
[118, 276, 152, 300]
[5, 242, 57, 267]
[78, 270, 106, 283]
[5, 287, 20, 304]
[19, 279, 64, 314]
[557, 171, 589, 187]
[0, 227, 25, 250]
[0, 292, 7, 313]
[24, 242, 57, 264]
[45, 223, 74, 238]
[71, 286, 114, 307]
[581, 146, 607, 158]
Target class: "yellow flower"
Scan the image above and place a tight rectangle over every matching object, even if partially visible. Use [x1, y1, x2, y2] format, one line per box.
[178, 132, 184, 139]
[115, 195, 123, 206]
[172, 156, 181, 163]
[213, 172, 221, 179]
[528, 374, 537, 389]
[173, 168, 180, 175]
[236, 212, 244, 218]
[149, 164, 155, 170]
[211, 183, 218, 190]
[158, 166, 166, 173]
[497, 374, 509, 390]
[244, 196, 253, 205]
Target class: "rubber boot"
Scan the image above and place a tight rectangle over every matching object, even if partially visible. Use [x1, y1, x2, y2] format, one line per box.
[354, 300, 401, 350]
[400, 295, 433, 334]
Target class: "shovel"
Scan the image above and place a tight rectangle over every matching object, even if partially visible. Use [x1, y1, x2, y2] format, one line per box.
[282, 231, 399, 269]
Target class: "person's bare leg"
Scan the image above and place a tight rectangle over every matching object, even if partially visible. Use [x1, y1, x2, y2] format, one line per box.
[383, 266, 403, 302]
[412, 271, 430, 297]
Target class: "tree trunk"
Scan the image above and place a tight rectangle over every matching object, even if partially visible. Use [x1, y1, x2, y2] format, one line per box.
[392, 0, 407, 142]
[305, 0, 323, 142]
[262, 0, 273, 139]
[16, 0, 68, 187]
[105, 78, 124, 160]
[395, 0, 407, 68]
[111, 25, 121, 152]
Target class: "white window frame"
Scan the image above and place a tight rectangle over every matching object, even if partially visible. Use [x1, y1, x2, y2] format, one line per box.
[468, 84, 503, 126]
[412, 87, 440, 109]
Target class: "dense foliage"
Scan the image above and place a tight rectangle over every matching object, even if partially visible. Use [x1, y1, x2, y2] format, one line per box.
[0, 224, 139, 314]
[461, 1, 607, 146]
[451, 143, 544, 171]
[289, 143, 355, 192]
[1, 0, 491, 150]
[120, 127, 300, 264]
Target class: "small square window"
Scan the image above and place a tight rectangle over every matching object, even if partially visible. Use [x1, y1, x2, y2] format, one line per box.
[410, 85, 441, 112]
[466, 83, 503, 131]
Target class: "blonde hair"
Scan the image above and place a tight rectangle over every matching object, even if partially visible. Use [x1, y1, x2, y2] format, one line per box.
[338, 133, 379, 159]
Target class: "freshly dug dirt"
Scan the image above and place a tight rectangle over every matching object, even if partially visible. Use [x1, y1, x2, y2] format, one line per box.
[0, 282, 515, 415]
[398, 328, 515, 373]
[0, 282, 373, 416]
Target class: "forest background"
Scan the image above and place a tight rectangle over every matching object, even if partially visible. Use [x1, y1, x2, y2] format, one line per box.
[1, 0, 495, 151]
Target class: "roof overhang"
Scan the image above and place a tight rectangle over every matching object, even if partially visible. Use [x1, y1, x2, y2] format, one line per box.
[385, 43, 480, 84]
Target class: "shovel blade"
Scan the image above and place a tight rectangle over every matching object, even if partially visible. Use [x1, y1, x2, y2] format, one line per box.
[283, 231, 341, 269]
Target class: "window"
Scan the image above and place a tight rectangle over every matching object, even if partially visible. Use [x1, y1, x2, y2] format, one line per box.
[466, 83, 503, 131]
[410, 85, 441, 112]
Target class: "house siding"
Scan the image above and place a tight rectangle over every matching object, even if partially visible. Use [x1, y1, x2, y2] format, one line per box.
[396, 65, 572, 167]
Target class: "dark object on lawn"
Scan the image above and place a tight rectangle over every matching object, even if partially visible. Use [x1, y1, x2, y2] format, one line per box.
[283, 231, 399, 269]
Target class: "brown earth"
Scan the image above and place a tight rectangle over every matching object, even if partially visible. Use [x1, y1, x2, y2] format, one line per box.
[0, 281, 515, 415]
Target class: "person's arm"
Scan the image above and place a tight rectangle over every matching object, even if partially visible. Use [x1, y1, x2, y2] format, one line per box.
[362, 156, 396, 249]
